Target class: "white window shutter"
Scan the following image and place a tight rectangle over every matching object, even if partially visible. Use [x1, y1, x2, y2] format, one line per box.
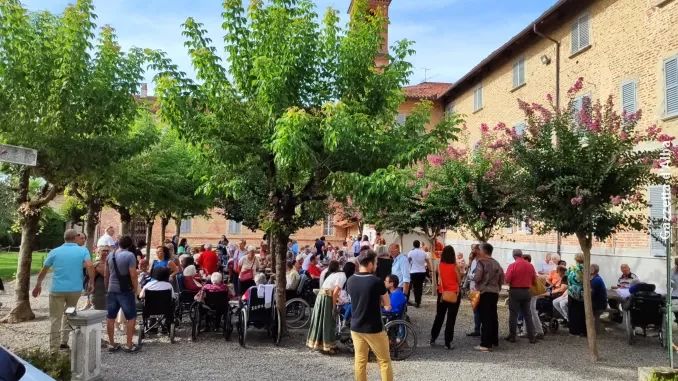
[514, 122, 526, 136]
[571, 21, 580, 54]
[396, 114, 407, 125]
[478, 86, 483, 109]
[649, 185, 668, 257]
[621, 81, 637, 114]
[666, 57, 678, 116]
[513, 62, 519, 88]
[579, 14, 590, 49]
[519, 59, 525, 85]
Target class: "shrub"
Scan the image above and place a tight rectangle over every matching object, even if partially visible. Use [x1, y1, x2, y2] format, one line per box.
[16, 348, 71, 381]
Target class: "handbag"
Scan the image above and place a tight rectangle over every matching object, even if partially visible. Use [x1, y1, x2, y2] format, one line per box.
[531, 277, 547, 296]
[437, 266, 458, 303]
[240, 268, 254, 281]
[468, 290, 480, 309]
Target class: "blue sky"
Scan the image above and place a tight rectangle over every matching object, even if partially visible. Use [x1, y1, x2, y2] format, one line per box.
[21, 0, 558, 93]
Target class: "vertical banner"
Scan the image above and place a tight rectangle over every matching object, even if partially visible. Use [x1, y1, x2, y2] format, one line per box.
[659, 141, 673, 367]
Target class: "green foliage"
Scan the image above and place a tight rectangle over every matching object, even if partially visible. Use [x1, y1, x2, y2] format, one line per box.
[151, 0, 457, 243]
[16, 348, 71, 381]
[60, 196, 86, 225]
[36, 207, 66, 250]
[511, 79, 666, 245]
[0, 177, 17, 245]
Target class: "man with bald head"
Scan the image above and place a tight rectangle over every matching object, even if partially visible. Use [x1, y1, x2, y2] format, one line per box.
[505, 248, 537, 343]
[389, 243, 410, 295]
[33, 229, 94, 351]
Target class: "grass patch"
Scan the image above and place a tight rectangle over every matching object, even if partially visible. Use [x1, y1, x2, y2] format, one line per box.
[0, 252, 47, 280]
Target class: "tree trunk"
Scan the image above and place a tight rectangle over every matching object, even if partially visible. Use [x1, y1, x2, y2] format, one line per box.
[119, 208, 132, 237]
[576, 231, 599, 362]
[358, 221, 364, 238]
[174, 219, 181, 240]
[160, 216, 169, 244]
[2, 213, 40, 323]
[84, 199, 101, 252]
[273, 229, 290, 335]
[145, 220, 154, 257]
[269, 229, 277, 273]
[399, 232, 404, 251]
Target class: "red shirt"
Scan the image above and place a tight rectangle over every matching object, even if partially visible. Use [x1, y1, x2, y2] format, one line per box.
[505, 257, 536, 288]
[307, 264, 322, 278]
[197, 250, 219, 275]
[438, 262, 459, 293]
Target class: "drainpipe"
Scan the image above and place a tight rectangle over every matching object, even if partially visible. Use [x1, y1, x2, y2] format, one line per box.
[533, 24, 560, 111]
[534, 24, 562, 256]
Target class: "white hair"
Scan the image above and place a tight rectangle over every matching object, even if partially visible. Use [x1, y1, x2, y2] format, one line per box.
[247, 245, 257, 252]
[204, 243, 212, 250]
[551, 254, 561, 263]
[296, 254, 305, 262]
[179, 253, 191, 263]
[311, 248, 318, 255]
[254, 273, 266, 285]
[211, 272, 223, 284]
[183, 265, 197, 277]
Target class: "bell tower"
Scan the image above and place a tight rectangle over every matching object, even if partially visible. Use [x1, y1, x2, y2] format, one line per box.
[348, 0, 392, 68]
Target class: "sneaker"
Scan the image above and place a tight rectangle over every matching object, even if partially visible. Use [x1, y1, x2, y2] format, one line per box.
[444, 343, 454, 350]
[107, 344, 120, 353]
[466, 332, 480, 337]
[517, 332, 527, 337]
[503, 336, 516, 343]
[124, 344, 140, 353]
[428, 340, 435, 346]
[473, 345, 490, 352]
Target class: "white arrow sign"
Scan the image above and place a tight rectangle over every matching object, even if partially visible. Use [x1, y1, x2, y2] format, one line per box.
[0, 144, 38, 166]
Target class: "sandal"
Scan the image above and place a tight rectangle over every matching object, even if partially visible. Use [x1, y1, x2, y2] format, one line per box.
[106, 344, 120, 353]
[473, 345, 490, 352]
[124, 344, 140, 353]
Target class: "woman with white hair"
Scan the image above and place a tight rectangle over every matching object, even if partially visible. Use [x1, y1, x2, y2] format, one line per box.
[182, 264, 203, 292]
[237, 245, 261, 295]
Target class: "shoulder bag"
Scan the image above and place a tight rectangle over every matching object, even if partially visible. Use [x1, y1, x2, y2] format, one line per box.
[111, 251, 133, 292]
[530, 277, 547, 296]
[468, 259, 500, 308]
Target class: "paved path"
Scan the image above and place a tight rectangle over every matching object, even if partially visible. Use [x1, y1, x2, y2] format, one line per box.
[0, 273, 671, 381]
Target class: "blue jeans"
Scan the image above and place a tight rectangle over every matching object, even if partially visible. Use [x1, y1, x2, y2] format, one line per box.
[473, 306, 481, 333]
[341, 304, 352, 321]
[107, 291, 137, 320]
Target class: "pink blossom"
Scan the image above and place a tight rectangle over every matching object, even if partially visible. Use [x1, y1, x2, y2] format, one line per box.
[546, 93, 553, 102]
[481, 123, 489, 135]
[609, 195, 622, 206]
[483, 171, 496, 180]
[652, 159, 665, 169]
[418, 209, 424, 215]
[408, 181, 415, 187]
[658, 134, 675, 143]
[571, 197, 583, 206]
[493, 122, 506, 131]
[421, 189, 429, 198]
[587, 120, 601, 132]
[462, 123, 468, 131]
[620, 131, 629, 141]
[346, 197, 353, 207]
[642, 157, 650, 164]
[567, 77, 585, 96]
[672, 217, 678, 224]
[427, 154, 444, 167]
[416, 170, 424, 179]
[480, 212, 486, 219]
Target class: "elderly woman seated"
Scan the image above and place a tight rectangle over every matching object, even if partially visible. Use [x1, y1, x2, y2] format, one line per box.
[183, 265, 203, 292]
[241, 273, 268, 301]
[197, 272, 235, 331]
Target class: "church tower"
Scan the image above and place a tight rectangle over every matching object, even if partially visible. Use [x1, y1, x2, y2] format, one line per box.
[348, 0, 392, 68]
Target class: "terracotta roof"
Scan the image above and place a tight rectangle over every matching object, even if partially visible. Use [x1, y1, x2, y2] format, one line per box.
[403, 82, 453, 100]
[439, 0, 590, 102]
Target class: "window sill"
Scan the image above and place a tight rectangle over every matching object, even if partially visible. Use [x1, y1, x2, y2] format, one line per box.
[655, 0, 674, 7]
[569, 44, 592, 59]
[662, 113, 678, 122]
[473, 107, 484, 114]
[511, 83, 526, 92]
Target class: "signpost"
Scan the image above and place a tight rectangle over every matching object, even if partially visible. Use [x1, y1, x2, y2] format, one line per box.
[0, 144, 38, 166]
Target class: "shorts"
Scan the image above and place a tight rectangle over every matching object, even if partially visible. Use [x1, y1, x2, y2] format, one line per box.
[107, 291, 137, 320]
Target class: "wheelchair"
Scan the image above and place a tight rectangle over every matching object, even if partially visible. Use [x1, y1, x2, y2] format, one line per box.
[622, 284, 665, 345]
[191, 289, 233, 341]
[285, 275, 313, 329]
[237, 285, 282, 347]
[175, 274, 199, 328]
[336, 309, 417, 361]
[536, 293, 567, 334]
[137, 289, 177, 345]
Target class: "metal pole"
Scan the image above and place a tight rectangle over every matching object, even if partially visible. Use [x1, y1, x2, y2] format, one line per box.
[667, 232, 674, 368]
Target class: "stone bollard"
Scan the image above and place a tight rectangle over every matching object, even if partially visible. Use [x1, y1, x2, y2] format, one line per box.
[68, 310, 107, 381]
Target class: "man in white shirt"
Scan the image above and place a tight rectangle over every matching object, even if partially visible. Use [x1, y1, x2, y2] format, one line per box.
[407, 240, 431, 308]
[97, 226, 116, 248]
[302, 248, 317, 271]
[536, 253, 557, 275]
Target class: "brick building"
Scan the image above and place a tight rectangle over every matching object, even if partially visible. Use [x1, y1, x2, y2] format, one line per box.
[393, 0, 678, 285]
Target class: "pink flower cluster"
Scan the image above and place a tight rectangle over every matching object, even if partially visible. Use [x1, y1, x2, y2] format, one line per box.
[427, 154, 445, 167]
[567, 77, 584, 96]
[571, 197, 583, 206]
[481, 123, 490, 135]
[609, 195, 622, 206]
[416, 169, 424, 179]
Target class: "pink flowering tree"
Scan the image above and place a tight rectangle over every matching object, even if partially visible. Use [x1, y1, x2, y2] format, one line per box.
[418, 123, 524, 242]
[510, 78, 670, 361]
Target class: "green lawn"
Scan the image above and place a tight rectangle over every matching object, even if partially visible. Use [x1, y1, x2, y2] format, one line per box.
[0, 252, 47, 280]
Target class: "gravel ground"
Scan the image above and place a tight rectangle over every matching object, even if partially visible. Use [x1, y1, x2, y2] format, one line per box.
[0, 273, 672, 381]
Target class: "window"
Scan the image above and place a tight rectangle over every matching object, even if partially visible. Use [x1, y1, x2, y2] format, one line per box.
[513, 57, 526, 88]
[395, 114, 407, 125]
[514, 121, 526, 136]
[665, 56, 678, 117]
[519, 219, 532, 235]
[445, 103, 455, 117]
[323, 215, 335, 236]
[503, 218, 514, 234]
[571, 13, 590, 54]
[180, 219, 192, 234]
[228, 220, 242, 234]
[473, 85, 483, 111]
[648, 185, 670, 256]
[572, 93, 592, 121]
[620, 80, 637, 115]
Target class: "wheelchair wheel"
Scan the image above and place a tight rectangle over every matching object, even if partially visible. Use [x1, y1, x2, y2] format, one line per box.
[422, 277, 432, 295]
[191, 305, 200, 341]
[271, 307, 282, 345]
[169, 322, 176, 344]
[384, 320, 417, 361]
[137, 321, 145, 347]
[223, 307, 232, 341]
[661, 315, 668, 348]
[238, 308, 248, 347]
[286, 298, 311, 329]
[550, 318, 559, 333]
[624, 310, 635, 345]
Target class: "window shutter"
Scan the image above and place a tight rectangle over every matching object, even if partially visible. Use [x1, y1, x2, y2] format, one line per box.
[649, 185, 668, 257]
[666, 57, 678, 116]
[504, 226, 513, 234]
[578, 14, 590, 49]
[514, 122, 526, 136]
[519, 59, 525, 85]
[180, 219, 192, 234]
[571, 21, 580, 54]
[396, 114, 407, 125]
[513, 62, 519, 88]
[621, 81, 636, 114]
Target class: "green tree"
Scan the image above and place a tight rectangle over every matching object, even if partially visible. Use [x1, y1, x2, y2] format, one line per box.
[0, 0, 150, 322]
[511, 78, 668, 361]
[152, 0, 456, 327]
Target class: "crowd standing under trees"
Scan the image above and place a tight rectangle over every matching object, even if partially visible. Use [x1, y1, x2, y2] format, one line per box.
[0, 0, 676, 373]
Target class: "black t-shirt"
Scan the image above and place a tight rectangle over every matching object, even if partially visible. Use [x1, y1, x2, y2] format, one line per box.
[347, 272, 387, 334]
[315, 240, 325, 254]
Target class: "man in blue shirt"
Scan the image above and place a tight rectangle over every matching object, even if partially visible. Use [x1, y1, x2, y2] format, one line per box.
[388, 243, 410, 296]
[290, 239, 299, 255]
[32, 229, 94, 351]
[590, 263, 608, 334]
[352, 237, 361, 257]
[384, 274, 407, 315]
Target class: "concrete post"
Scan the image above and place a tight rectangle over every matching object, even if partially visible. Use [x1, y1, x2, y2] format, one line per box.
[68, 310, 107, 381]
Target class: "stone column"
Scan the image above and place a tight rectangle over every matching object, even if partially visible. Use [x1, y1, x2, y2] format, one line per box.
[68, 310, 107, 381]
